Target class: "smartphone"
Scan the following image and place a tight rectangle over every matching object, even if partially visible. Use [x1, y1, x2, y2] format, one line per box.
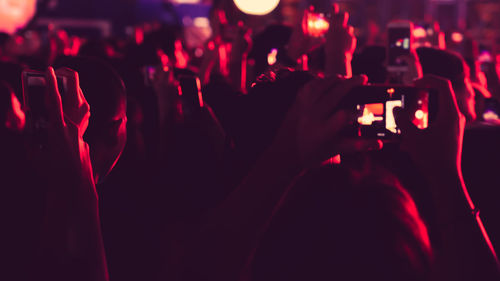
[22, 70, 67, 135]
[387, 21, 413, 72]
[177, 75, 204, 114]
[340, 85, 435, 139]
[304, 11, 330, 38]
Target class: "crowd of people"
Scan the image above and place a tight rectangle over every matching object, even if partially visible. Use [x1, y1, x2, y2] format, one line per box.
[1, 2, 500, 281]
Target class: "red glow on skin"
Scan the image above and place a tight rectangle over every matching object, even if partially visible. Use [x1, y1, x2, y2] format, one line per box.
[476, 215, 500, 266]
[405, 198, 432, 253]
[300, 54, 309, 71]
[5, 93, 25, 131]
[241, 53, 248, 94]
[217, 10, 228, 25]
[177, 80, 204, 108]
[219, 44, 230, 77]
[208, 41, 215, 51]
[322, 155, 341, 165]
[459, 176, 500, 263]
[175, 40, 188, 69]
[157, 49, 170, 68]
[135, 27, 144, 45]
[196, 77, 204, 107]
[437, 31, 446, 49]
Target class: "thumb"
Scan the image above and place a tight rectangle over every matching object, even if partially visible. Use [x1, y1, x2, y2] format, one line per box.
[393, 106, 417, 135]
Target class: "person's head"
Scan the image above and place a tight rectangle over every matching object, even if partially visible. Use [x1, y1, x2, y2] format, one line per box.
[251, 165, 432, 281]
[417, 47, 476, 122]
[234, 69, 313, 163]
[54, 56, 127, 183]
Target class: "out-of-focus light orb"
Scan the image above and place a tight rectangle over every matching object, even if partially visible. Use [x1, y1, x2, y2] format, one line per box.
[413, 27, 427, 38]
[451, 32, 464, 43]
[0, 0, 37, 34]
[267, 48, 278, 65]
[415, 109, 425, 120]
[233, 0, 280, 16]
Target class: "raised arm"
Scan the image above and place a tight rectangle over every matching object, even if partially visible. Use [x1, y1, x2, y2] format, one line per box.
[33, 67, 108, 281]
[184, 75, 382, 281]
[324, 4, 356, 77]
[394, 75, 500, 281]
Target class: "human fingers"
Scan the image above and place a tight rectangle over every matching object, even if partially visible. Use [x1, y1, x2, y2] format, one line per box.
[315, 75, 368, 119]
[45, 67, 65, 128]
[414, 75, 460, 124]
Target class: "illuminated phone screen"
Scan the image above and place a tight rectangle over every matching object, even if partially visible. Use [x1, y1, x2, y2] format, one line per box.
[23, 72, 67, 131]
[354, 87, 429, 138]
[388, 27, 411, 67]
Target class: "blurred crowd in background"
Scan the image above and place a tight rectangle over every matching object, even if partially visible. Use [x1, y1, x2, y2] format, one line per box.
[1, 0, 500, 281]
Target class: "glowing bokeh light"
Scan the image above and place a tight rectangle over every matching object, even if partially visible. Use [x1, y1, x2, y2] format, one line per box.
[233, 0, 280, 16]
[413, 27, 427, 38]
[267, 48, 278, 65]
[0, 0, 37, 34]
[451, 32, 464, 43]
[415, 109, 425, 120]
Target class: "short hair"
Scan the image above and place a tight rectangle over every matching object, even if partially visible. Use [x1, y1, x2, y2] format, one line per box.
[251, 165, 432, 281]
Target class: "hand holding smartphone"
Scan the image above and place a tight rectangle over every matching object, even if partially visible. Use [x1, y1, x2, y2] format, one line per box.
[339, 84, 436, 139]
[22, 70, 67, 134]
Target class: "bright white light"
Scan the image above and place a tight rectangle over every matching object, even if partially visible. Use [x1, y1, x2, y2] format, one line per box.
[193, 17, 210, 28]
[403, 38, 410, 49]
[0, 0, 37, 34]
[413, 27, 426, 38]
[484, 110, 499, 121]
[267, 48, 278, 65]
[451, 32, 464, 43]
[415, 109, 425, 120]
[233, 0, 280, 16]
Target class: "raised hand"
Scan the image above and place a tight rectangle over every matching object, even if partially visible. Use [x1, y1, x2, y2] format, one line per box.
[274, 74, 381, 167]
[325, 4, 356, 77]
[286, 7, 326, 61]
[394, 74, 465, 175]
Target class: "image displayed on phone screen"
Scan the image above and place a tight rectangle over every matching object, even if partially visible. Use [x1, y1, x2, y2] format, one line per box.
[354, 88, 429, 138]
[388, 28, 411, 67]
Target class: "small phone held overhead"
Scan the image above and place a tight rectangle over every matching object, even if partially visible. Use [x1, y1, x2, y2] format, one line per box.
[22, 70, 67, 145]
[340, 85, 436, 139]
[387, 21, 414, 72]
